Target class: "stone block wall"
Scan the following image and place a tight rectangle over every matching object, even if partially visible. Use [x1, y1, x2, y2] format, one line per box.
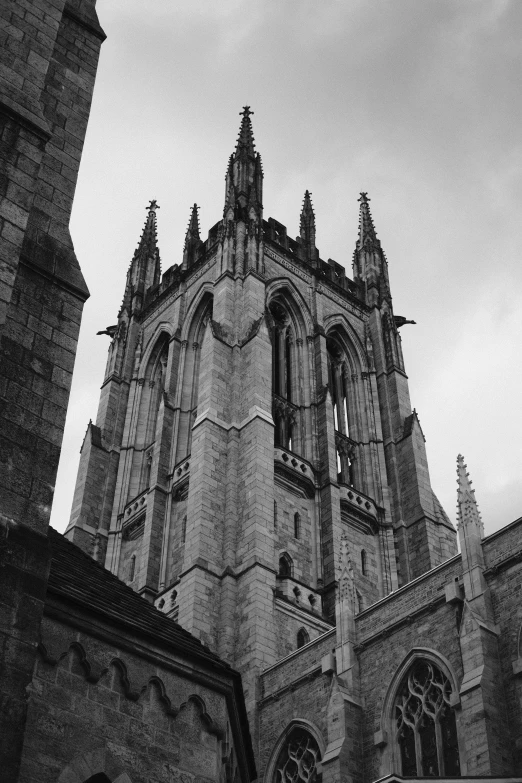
[18, 613, 239, 783]
[0, 2, 104, 779]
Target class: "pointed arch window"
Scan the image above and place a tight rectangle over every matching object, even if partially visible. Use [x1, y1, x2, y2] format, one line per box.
[395, 660, 460, 777]
[361, 549, 367, 576]
[294, 512, 301, 539]
[278, 552, 293, 578]
[272, 726, 322, 783]
[327, 336, 351, 438]
[297, 628, 309, 648]
[269, 298, 300, 452]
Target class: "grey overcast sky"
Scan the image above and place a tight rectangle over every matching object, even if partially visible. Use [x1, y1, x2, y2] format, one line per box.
[51, 0, 522, 537]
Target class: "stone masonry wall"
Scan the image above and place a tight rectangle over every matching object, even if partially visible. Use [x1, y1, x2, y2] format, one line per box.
[259, 630, 334, 777]
[0, 2, 104, 779]
[19, 612, 235, 783]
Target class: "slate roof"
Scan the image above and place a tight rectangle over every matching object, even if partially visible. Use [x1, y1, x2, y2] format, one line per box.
[47, 527, 232, 674]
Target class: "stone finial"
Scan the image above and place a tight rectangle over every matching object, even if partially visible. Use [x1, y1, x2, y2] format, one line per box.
[136, 199, 160, 259]
[186, 203, 200, 240]
[299, 190, 318, 264]
[357, 192, 381, 251]
[236, 106, 256, 156]
[456, 454, 484, 538]
[223, 108, 263, 222]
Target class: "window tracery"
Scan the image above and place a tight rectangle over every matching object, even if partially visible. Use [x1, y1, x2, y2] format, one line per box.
[269, 298, 301, 452]
[273, 726, 321, 783]
[327, 335, 357, 487]
[395, 660, 460, 777]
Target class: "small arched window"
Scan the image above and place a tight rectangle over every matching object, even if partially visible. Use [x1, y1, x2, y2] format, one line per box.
[278, 553, 293, 578]
[297, 628, 309, 649]
[395, 660, 460, 777]
[274, 500, 278, 530]
[181, 514, 187, 544]
[128, 554, 136, 582]
[294, 512, 301, 539]
[361, 549, 367, 575]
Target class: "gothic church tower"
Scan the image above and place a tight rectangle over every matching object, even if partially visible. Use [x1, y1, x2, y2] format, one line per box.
[66, 108, 457, 721]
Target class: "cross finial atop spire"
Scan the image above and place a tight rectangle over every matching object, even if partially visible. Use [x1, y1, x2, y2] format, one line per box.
[235, 105, 256, 157]
[357, 191, 380, 250]
[136, 199, 159, 259]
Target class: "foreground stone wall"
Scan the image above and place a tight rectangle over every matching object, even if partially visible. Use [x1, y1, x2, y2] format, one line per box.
[0, 2, 104, 779]
[19, 610, 242, 783]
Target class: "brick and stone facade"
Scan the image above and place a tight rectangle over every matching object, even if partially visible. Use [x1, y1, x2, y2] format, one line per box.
[62, 108, 522, 783]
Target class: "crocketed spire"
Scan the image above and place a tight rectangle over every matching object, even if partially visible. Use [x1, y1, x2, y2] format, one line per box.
[357, 192, 381, 251]
[135, 199, 160, 262]
[223, 107, 263, 219]
[299, 190, 318, 265]
[456, 454, 484, 537]
[235, 105, 256, 157]
[121, 200, 161, 315]
[182, 203, 202, 270]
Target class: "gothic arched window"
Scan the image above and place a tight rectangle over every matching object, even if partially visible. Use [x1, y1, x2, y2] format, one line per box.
[269, 298, 299, 452]
[297, 628, 309, 648]
[327, 335, 357, 487]
[129, 554, 136, 582]
[395, 660, 460, 777]
[361, 549, 367, 575]
[294, 512, 301, 539]
[279, 552, 293, 578]
[272, 726, 322, 783]
[327, 336, 350, 437]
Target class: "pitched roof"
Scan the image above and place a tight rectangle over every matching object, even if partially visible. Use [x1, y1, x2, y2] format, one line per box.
[46, 527, 232, 674]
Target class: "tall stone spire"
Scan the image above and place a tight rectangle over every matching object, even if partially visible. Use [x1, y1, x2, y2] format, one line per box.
[457, 454, 484, 538]
[182, 203, 202, 270]
[456, 455, 488, 606]
[299, 190, 318, 266]
[356, 192, 381, 252]
[219, 108, 264, 276]
[223, 107, 263, 220]
[122, 200, 162, 315]
[353, 192, 389, 301]
[235, 105, 256, 158]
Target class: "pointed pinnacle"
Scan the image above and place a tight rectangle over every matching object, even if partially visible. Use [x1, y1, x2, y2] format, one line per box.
[300, 190, 315, 226]
[456, 454, 483, 533]
[135, 200, 159, 258]
[235, 106, 256, 156]
[184, 203, 200, 247]
[357, 191, 380, 250]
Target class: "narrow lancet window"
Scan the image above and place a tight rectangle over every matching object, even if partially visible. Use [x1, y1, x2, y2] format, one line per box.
[294, 512, 301, 539]
[279, 553, 293, 577]
[297, 628, 309, 648]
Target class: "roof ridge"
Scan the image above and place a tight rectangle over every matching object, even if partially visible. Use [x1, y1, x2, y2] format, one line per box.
[47, 528, 229, 663]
